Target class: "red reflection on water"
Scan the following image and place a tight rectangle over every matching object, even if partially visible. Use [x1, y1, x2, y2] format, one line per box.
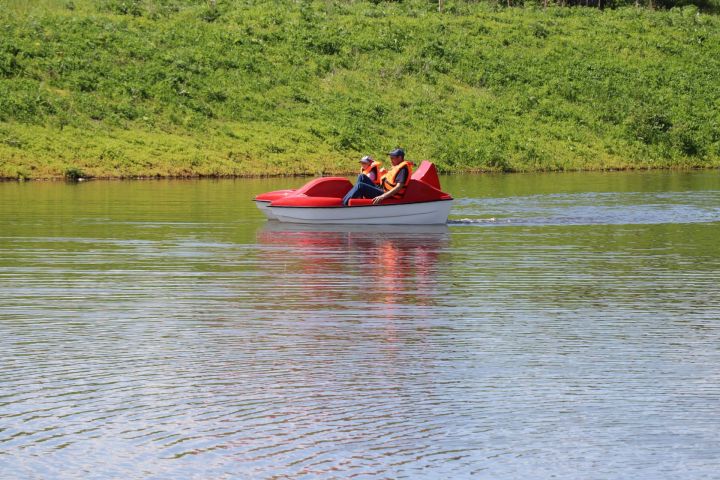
[256, 223, 450, 316]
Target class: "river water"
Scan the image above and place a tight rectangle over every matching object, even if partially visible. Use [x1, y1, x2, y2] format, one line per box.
[1, 171, 719, 479]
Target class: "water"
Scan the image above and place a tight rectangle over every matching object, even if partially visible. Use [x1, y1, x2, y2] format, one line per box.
[1, 171, 719, 479]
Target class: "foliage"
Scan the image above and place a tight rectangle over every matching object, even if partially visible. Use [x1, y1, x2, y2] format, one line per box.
[0, 0, 718, 179]
[63, 166, 84, 181]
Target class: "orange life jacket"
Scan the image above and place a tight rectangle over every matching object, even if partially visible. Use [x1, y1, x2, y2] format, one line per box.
[380, 161, 413, 197]
[361, 161, 384, 186]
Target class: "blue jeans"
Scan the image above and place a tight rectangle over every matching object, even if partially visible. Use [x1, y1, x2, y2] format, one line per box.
[343, 174, 384, 206]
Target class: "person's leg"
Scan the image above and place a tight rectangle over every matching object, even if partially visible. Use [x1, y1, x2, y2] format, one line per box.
[357, 174, 375, 186]
[343, 180, 383, 206]
[344, 174, 379, 205]
[342, 183, 361, 206]
[359, 182, 384, 198]
[354, 182, 384, 200]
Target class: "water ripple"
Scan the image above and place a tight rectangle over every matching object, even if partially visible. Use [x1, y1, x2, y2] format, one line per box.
[2, 175, 720, 478]
[451, 189, 720, 226]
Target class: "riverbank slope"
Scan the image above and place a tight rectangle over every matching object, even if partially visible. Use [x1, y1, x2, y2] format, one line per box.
[1, 1, 719, 179]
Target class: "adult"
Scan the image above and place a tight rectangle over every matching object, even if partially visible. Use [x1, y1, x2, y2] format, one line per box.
[342, 148, 412, 206]
[372, 148, 412, 205]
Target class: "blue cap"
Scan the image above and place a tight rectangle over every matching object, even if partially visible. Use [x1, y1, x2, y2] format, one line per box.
[388, 148, 405, 157]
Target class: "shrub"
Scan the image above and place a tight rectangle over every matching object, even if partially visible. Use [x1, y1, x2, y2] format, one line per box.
[627, 108, 674, 145]
[64, 167, 85, 181]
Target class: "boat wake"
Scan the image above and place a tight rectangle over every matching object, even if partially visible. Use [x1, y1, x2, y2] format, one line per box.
[449, 218, 508, 225]
[449, 190, 720, 227]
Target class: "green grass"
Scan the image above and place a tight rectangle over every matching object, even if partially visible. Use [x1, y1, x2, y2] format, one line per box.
[1, 0, 719, 179]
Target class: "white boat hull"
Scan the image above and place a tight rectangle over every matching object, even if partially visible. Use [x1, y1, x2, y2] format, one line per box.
[267, 200, 452, 225]
[254, 200, 279, 220]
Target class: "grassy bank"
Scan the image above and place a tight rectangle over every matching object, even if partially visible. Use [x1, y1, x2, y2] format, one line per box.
[1, 0, 719, 179]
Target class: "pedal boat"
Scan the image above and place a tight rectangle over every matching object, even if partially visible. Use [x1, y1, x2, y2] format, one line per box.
[254, 161, 453, 225]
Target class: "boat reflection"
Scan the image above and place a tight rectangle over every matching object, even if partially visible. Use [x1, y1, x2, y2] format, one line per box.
[256, 222, 451, 311]
[258, 221, 451, 236]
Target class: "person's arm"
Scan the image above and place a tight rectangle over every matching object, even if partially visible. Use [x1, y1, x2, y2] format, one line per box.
[373, 166, 407, 204]
[367, 170, 377, 183]
[372, 181, 404, 205]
